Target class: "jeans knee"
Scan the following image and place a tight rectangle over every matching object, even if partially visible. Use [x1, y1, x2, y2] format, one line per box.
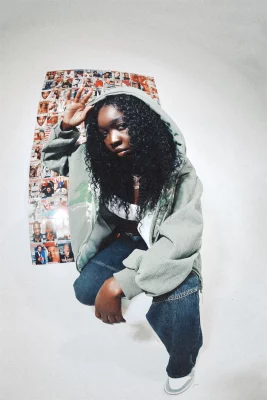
[73, 278, 96, 306]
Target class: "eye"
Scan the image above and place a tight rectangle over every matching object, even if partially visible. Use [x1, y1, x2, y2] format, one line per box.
[118, 124, 127, 131]
[100, 130, 108, 137]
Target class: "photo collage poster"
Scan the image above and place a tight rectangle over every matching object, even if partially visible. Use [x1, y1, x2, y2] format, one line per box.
[29, 69, 160, 265]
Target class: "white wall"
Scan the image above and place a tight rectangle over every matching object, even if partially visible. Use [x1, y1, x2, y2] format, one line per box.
[1, 1, 266, 399]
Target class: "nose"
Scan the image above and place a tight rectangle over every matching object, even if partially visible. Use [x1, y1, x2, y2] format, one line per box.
[108, 129, 122, 150]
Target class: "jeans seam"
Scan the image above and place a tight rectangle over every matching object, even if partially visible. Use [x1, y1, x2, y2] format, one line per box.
[152, 286, 199, 305]
[91, 260, 120, 273]
[190, 308, 202, 369]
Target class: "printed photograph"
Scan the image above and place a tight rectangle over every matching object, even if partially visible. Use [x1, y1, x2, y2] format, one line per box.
[42, 219, 57, 242]
[104, 78, 115, 88]
[74, 70, 84, 77]
[55, 218, 71, 240]
[54, 70, 64, 80]
[34, 244, 48, 265]
[83, 77, 94, 87]
[30, 244, 48, 265]
[52, 74, 64, 88]
[29, 199, 42, 223]
[41, 179, 55, 198]
[41, 199, 56, 218]
[50, 89, 61, 100]
[45, 71, 56, 80]
[43, 242, 61, 263]
[47, 114, 58, 126]
[72, 75, 83, 88]
[113, 71, 121, 80]
[57, 93, 67, 112]
[64, 70, 74, 79]
[37, 101, 50, 115]
[93, 87, 103, 98]
[62, 79, 73, 89]
[91, 70, 103, 78]
[83, 70, 92, 79]
[41, 165, 59, 179]
[131, 81, 142, 90]
[29, 161, 42, 178]
[122, 72, 130, 81]
[130, 74, 157, 97]
[31, 145, 43, 161]
[29, 179, 41, 200]
[42, 80, 54, 91]
[48, 100, 58, 113]
[58, 242, 74, 263]
[54, 197, 68, 213]
[41, 91, 51, 100]
[103, 71, 113, 79]
[36, 115, 47, 127]
[30, 220, 45, 243]
[30, 145, 43, 162]
[121, 79, 131, 87]
[34, 128, 46, 144]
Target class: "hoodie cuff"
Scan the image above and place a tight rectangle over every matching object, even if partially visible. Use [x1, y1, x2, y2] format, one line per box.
[113, 268, 143, 300]
[54, 122, 80, 139]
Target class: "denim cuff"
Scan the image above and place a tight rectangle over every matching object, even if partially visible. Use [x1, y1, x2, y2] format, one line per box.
[113, 268, 143, 300]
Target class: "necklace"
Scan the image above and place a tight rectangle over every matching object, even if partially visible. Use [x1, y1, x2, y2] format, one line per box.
[133, 175, 140, 190]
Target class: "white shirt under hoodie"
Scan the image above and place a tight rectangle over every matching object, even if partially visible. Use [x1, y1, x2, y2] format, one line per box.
[106, 198, 154, 248]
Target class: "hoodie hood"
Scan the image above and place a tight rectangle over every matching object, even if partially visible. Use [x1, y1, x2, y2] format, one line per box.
[87, 86, 187, 161]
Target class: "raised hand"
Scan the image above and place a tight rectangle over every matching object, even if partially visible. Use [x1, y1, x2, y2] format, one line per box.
[61, 88, 94, 131]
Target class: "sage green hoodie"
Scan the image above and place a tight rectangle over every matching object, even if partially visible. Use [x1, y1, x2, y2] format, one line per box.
[42, 86, 203, 300]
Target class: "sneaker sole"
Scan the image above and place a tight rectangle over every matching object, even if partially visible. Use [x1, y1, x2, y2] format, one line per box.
[164, 371, 195, 395]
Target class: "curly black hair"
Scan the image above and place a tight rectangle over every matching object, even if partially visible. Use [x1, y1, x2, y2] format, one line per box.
[84, 94, 182, 221]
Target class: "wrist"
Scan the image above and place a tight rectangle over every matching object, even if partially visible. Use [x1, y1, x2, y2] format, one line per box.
[106, 277, 124, 297]
[61, 121, 75, 131]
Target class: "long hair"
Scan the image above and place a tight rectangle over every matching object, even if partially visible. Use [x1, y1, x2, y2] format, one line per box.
[84, 94, 182, 221]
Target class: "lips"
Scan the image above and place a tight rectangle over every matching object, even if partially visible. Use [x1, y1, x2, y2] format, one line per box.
[116, 149, 132, 157]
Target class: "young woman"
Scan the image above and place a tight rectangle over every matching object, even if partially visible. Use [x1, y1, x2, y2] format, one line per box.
[42, 86, 203, 395]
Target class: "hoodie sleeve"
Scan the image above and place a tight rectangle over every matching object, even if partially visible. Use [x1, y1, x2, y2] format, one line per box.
[41, 122, 80, 176]
[113, 158, 203, 300]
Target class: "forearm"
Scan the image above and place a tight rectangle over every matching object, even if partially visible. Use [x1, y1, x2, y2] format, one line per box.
[41, 123, 80, 175]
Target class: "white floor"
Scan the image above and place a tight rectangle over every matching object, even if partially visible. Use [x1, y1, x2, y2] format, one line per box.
[1, 1, 267, 399]
[1, 263, 266, 400]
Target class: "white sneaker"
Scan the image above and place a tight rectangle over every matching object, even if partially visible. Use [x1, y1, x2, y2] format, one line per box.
[164, 369, 195, 395]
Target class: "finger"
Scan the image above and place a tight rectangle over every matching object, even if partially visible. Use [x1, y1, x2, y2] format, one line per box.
[81, 88, 94, 104]
[81, 105, 94, 120]
[65, 90, 71, 102]
[95, 309, 101, 319]
[101, 313, 111, 324]
[74, 87, 84, 103]
[107, 315, 117, 324]
[115, 314, 126, 323]
[79, 90, 93, 108]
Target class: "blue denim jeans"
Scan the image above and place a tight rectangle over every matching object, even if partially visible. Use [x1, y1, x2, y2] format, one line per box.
[73, 233, 203, 378]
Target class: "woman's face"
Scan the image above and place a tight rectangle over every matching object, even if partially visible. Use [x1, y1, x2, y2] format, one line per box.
[42, 91, 50, 99]
[48, 246, 60, 262]
[46, 231, 55, 241]
[97, 106, 132, 158]
[37, 116, 46, 126]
